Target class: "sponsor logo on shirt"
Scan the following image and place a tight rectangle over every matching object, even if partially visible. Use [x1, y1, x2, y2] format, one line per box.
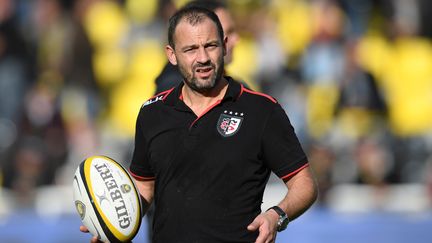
[143, 95, 164, 107]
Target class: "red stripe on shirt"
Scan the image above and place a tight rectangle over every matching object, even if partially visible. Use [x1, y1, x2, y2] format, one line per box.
[240, 86, 277, 103]
[146, 87, 174, 102]
[280, 163, 309, 181]
[161, 87, 175, 101]
[129, 169, 155, 181]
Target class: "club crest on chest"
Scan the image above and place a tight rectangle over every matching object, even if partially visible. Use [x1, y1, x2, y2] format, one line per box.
[217, 110, 244, 137]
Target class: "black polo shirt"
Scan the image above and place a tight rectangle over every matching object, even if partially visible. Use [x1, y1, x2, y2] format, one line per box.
[129, 77, 308, 243]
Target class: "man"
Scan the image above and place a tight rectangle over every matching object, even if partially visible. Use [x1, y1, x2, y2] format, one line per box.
[147, 1, 241, 241]
[154, 0, 240, 93]
[82, 6, 317, 243]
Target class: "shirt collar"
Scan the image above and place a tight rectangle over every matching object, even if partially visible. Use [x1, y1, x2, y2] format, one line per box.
[163, 76, 242, 106]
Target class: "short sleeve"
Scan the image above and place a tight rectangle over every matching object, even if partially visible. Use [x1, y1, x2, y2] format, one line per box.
[129, 109, 155, 181]
[262, 104, 308, 181]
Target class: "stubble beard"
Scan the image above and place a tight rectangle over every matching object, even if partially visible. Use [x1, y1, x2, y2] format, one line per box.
[179, 57, 224, 93]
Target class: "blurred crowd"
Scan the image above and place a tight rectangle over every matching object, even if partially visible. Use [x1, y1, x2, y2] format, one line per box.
[1, 0, 432, 210]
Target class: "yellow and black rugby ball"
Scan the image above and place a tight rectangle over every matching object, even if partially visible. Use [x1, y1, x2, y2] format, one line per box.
[73, 155, 142, 242]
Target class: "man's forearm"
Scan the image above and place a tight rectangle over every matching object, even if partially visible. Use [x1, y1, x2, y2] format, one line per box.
[278, 166, 318, 221]
[140, 195, 152, 214]
[135, 180, 155, 215]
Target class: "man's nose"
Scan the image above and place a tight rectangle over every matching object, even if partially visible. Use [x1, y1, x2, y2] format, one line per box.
[197, 47, 210, 63]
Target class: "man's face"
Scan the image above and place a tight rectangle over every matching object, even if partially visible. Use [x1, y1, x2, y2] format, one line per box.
[167, 17, 226, 93]
[214, 8, 239, 65]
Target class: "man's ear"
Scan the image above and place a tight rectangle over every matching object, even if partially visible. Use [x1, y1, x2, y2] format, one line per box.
[222, 36, 227, 56]
[165, 45, 177, 65]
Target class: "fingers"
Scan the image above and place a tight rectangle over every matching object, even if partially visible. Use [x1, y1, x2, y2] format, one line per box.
[254, 225, 274, 243]
[248, 215, 276, 243]
[90, 236, 102, 243]
[247, 219, 260, 231]
[80, 225, 89, 233]
[80, 226, 104, 243]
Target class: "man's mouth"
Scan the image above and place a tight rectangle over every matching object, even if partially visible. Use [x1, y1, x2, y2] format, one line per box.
[195, 67, 213, 77]
[196, 67, 212, 72]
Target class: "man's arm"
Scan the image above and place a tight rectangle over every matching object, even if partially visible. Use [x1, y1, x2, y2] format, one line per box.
[247, 166, 318, 243]
[135, 179, 155, 214]
[276, 165, 318, 221]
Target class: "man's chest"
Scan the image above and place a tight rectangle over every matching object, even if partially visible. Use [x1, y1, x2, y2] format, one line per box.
[144, 105, 266, 179]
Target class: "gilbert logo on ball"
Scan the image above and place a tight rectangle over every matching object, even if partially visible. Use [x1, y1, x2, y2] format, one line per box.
[73, 155, 142, 242]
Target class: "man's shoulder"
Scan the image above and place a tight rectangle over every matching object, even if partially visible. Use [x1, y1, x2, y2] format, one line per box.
[239, 86, 279, 105]
[226, 76, 278, 106]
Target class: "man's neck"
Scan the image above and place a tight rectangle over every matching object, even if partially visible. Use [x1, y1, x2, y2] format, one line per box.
[182, 78, 228, 116]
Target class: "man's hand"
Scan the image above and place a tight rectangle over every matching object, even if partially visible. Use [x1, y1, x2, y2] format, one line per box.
[79, 225, 103, 243]
[247, 210, 279, 243]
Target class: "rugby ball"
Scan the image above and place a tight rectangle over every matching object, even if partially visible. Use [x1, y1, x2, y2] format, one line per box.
[73, 155, 142, 242]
